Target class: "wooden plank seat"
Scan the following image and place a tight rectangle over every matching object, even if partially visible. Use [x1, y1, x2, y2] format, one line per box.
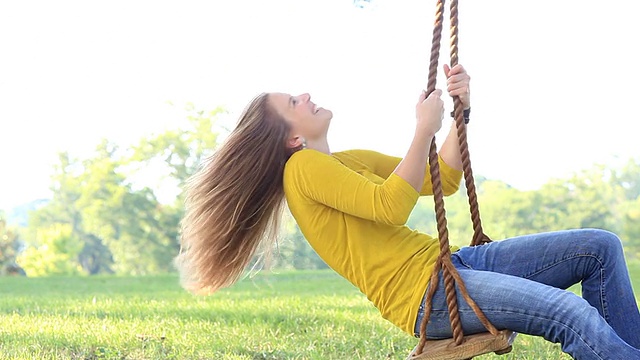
[406, 330, 517, 360]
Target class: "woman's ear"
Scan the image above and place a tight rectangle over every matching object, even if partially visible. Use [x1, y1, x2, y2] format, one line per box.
[286, 136, 304, 149]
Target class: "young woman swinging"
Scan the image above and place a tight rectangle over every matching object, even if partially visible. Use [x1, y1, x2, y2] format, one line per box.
[175, 64, 640, 359]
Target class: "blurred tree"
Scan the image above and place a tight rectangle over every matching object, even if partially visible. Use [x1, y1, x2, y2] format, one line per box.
[620, 196, 640, 258]
[119, 105, 225, 273]
[18, 224, 85, 276]
[25, 105, 225, 275]
[28, 149, 116, 274]
[406, 162, 633, 250]
[614, 158, 640, 256]
[74, 141, 178, 274]
[615, 158, 640, 201]
[0, 216, 24, 275]
[129, 104, 224, 193]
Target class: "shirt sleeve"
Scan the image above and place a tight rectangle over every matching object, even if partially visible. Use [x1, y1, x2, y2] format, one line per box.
[343, 149, 463, 196]
[284, 149, 420, 226]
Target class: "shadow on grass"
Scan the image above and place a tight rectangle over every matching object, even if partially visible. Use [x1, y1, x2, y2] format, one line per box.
[0, 333, 177, 360]
[231, 349, 299, 360]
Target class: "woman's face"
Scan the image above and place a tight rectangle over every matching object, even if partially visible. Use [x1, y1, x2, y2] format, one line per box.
[269, 92, 333, 147]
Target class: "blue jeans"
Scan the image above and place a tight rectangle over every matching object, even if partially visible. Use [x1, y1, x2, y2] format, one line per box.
[413, 229, 640, 360]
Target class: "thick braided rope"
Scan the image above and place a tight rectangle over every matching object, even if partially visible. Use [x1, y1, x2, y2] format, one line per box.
[416, 0, 465, 352]
[424, 0, 444, 96]
[415, 0, 499, 355]
[449, 0, 491, 247]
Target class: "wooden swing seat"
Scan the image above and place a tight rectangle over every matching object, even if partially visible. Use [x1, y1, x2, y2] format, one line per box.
[406, 330, 517, 360]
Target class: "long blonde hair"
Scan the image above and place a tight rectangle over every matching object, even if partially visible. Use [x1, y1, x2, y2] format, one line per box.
[175, 93, 295, 294]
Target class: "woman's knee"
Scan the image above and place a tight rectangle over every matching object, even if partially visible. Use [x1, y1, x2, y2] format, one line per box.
[580, 228, 624, 258]
[577, 229, 624, 261]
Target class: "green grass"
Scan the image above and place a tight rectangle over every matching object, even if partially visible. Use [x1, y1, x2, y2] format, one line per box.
[0, 264, 638, 360]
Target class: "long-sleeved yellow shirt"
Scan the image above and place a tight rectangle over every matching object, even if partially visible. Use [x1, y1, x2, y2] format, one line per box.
[283, 148, 463, 335]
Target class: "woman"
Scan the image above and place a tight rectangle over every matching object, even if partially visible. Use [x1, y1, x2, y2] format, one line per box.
[176, 64, 640, 359]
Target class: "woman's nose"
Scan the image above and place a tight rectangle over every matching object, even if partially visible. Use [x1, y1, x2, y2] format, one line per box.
[300, 93, 311, 102]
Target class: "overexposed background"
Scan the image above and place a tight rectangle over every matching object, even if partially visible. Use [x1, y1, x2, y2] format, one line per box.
[1, 0, 638, 210]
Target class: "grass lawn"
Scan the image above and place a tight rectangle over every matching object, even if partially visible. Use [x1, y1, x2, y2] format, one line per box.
[0, 263, 638, 360]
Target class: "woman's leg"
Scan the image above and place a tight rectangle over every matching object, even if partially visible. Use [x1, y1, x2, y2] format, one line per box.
[414, 266, 640, 360]
[452, 228, 640, 348]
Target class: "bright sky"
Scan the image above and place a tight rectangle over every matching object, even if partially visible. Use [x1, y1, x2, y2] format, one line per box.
[1, 0, 639, 211]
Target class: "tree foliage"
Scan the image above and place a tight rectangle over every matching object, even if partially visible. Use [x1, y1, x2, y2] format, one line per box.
[0, 215, 24, 275]
[408, 160, 640, 259]
[20, 105, 225, 276]
[18, 224, 85, 276]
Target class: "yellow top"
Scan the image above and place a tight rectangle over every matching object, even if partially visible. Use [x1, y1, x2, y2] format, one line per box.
[283, 149, 463, 335]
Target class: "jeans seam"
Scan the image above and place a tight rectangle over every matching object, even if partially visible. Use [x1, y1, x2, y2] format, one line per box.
[452, 253, 473, 270]
[600, 267, 608, 323]
[521, 253, 603, 279]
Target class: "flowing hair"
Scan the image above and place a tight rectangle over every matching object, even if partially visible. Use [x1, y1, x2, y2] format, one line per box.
[175, 93, 295, 294]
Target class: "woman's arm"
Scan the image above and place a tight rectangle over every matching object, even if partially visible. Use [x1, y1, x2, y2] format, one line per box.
[439, 122, 463, 171]
[284, 150, 420, 226]
[393, 89, 444, 192]
[339, 149, 462, 196]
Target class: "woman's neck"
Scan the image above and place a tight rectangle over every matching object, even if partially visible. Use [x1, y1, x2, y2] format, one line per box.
[307, 138, 331, 155]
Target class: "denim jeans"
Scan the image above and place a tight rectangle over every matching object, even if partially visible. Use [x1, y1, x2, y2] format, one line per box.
[413, 229, 640, 360]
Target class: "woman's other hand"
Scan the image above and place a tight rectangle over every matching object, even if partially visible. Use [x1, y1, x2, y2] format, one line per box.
[415, 89, 444, 138]
[444, 64, 471, 109]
